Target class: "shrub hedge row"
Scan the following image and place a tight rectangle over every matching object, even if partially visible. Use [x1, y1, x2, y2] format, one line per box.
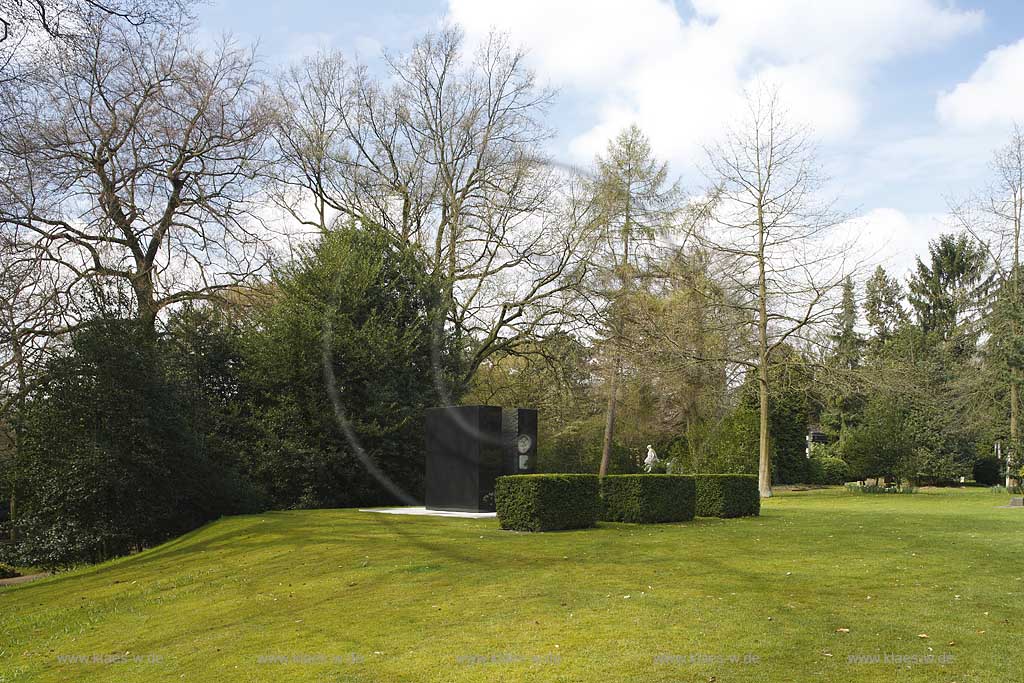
[600, 475, 695, 523]
[496, 473, 760, 532]
[495, 474, 601, 532]
[693, 474, 760, 518]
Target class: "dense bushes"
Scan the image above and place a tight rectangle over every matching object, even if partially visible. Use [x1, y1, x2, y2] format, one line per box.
[495, 475, 600, 531]
[693, 474, 760, 518]
[2, 320, 264, 568]
[973, 457, 1002, 486]
[600, 475, 695, 523]
[809, 457, 851, 485]
[2, 222, 459, 567]
[598, 475, 696, 524]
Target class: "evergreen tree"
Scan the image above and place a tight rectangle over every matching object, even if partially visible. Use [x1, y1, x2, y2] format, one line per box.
[820, 276, 865, 445]
[831, 276, 864, 370]
[590, 125, 679, 477]
[907, 232, 990, 355]
[238, 221, 457, 508]
[864, 265, 906, 348]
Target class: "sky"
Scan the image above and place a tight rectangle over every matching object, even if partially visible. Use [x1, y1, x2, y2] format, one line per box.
[198, 0, 1024, 277]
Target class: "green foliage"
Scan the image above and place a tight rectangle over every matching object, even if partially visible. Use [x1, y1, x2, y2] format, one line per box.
[495, 474, 601, 532]
[972, 457, 1002, 486]
[701, 357, 812, 485]
[812, 456, 851, 485]
[911, 447, 964, 486]
[840, 394, 913, 483]
[766, 381, 812, 485]
[0, 562, 19, 579]
[864, 265, 906, 346]
[693, 474, 760, 517]
[538, 422, 638, 474]
[907, 232, 990, 354]
[599, 475, 695, 523]
[674, 407, 759, 476]
[4, 319, 261, 568]
[984, 274, 1024, 373]
[831, 276, 864, 370]
[236, 222, 455, 509]
[465, 334, 594, 456]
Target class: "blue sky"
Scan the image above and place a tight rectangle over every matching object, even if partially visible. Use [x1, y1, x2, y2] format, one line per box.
[198, 0, 1024, 275]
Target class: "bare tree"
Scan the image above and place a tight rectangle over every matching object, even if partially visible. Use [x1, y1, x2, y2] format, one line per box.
[693, 89, 852, 497]
[0, 0, 192, 83]
[270, 27, 594, 394]
[0, 17, 274, 333]
[951, 124, 1024, 485]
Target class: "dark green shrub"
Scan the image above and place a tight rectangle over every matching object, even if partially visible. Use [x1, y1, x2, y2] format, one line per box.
[495, 474, 600, 532]
[813, 457, 851, 485]
[600, 475, 695, 523]
[972, 457, 1002, 486]
[911, 447, 964, 486]
[0, 562, 19, 579]
[693, 474, 760, 518]
[806, 457, 824, 484]
[4, 319, 261, 569]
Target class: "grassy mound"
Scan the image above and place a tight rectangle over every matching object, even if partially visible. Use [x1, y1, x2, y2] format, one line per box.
[1, 488, 1020, 682]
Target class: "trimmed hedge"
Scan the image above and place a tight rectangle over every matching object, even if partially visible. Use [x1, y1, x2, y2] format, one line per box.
[600, 475, 695, 523]
[693, 474, 760, 518]
[495, 474, 600, 532]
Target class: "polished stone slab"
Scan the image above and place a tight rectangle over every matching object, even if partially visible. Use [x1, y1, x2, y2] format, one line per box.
[424, 405, 537, 513]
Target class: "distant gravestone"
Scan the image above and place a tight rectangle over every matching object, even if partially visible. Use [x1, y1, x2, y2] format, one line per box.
[1010, 497, 1024, 508]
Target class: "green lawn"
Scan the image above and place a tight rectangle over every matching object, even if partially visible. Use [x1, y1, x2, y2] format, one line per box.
[1, 487, 1021, 682]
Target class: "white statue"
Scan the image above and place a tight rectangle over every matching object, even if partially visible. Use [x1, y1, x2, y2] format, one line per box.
[643, 444, 660, 473]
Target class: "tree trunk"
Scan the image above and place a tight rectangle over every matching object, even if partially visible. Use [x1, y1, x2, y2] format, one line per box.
[599, 356, 621, 477]
[1010, 382, 1019, 487]
[1012, 223, 1021, 487]
[757, 355, 771, 498]
[756, 206, 772, 498]
[600, 201, 632, 478]
[133, 270, 159, 330]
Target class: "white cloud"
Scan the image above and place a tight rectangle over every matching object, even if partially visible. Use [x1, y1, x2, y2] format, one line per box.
[448, 0, 983, 165]
[842, 208, 949, 278]
[937, 38, 1024, 130]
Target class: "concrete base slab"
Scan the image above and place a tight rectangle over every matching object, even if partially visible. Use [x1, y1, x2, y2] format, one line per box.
[359, 506, 496, 519]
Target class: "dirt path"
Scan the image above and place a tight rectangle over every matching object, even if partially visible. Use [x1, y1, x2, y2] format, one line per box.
[0, 572, 51, 587]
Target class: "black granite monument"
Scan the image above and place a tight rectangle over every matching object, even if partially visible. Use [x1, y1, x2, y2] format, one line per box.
[425, 405, 538, 512]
